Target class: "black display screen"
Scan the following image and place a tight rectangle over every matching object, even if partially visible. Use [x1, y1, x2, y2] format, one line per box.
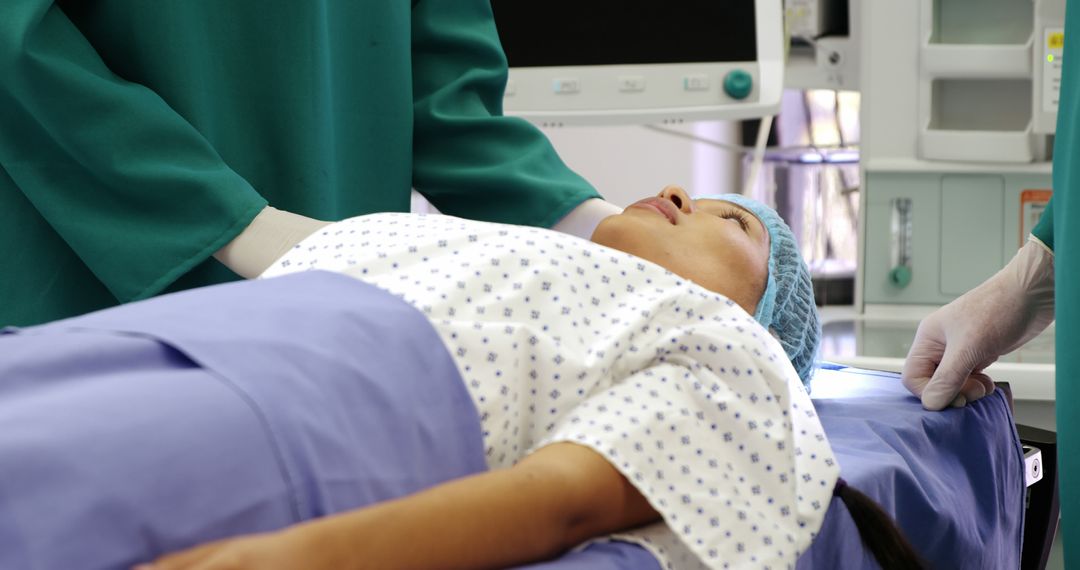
[490, 1, 757, 68]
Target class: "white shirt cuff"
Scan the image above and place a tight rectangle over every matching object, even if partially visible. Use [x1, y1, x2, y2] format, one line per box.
[551, 199, 623, 240]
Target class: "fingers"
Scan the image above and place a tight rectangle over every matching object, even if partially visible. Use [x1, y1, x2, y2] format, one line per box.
[908, 366, 996, 411]
[904, 311, 1001, 410]
[922, 360, 998, 411]
[918, 342, 987, 410]
[951, 373, 995, 408]
[900, 355, 935, 398]
[903, 296, 1008, 410]
[921, 374, 965, 411]
[137, 540, 225, 570]
[901, 320, 948, 399]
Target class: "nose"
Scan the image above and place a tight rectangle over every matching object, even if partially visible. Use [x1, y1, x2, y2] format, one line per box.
[658, 186, 694, 214]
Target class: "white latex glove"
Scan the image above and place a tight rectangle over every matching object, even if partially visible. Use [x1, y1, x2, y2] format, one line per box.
[902, 237, 1055, 410]
[214, 206, 331, 279]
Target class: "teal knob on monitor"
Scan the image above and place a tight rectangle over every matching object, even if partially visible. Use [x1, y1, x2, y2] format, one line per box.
[889, 266, 912, 289]
[723, 70, 753, 100]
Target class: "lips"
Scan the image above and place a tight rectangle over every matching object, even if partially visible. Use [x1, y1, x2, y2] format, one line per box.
[628, 197, 679, 225]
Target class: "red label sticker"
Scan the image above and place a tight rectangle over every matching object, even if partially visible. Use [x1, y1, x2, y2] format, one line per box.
[1020, 189, 1053, 247]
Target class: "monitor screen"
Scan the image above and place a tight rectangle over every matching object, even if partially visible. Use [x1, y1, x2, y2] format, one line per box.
[490, 1, 758, 68]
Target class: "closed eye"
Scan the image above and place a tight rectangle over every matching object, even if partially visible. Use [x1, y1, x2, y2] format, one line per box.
[716, 208, 751, 233]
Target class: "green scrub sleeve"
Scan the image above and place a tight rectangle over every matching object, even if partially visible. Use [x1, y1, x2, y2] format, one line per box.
[0, 2, 267, 303]
[409, 0, 601, 228]
[1032, 196, 1055, 251]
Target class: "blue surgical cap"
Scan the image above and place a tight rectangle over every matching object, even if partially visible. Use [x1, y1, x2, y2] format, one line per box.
[698, 194, 820, 388]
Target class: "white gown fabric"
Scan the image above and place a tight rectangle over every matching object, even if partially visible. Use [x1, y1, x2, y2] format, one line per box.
[261, 213, 838, 570]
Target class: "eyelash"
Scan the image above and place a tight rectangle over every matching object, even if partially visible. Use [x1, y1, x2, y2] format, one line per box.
[717, 209, 751, 232]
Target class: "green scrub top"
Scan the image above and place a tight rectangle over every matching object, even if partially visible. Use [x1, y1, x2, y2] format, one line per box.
[1033, 3, 1078, 565]
[0, 0, 600, 326]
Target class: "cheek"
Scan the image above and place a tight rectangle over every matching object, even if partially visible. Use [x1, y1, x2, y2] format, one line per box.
[732, 252, 770, 308]
[592, 217, 674, 262]
[727, 242, 768, 288]
[699, 237, 769, 309]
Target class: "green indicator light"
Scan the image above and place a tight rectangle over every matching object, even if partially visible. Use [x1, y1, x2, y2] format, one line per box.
[1049, 54, 1055, 63]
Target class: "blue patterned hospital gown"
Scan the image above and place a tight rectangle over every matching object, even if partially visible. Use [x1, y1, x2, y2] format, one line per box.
[261, 213, 838, 570]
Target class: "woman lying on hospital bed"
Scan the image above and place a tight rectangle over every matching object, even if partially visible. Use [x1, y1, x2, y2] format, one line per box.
[130, 187, 920, 570]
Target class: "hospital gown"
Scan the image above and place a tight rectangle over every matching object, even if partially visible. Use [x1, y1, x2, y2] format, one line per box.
[261, 213, 839, 570]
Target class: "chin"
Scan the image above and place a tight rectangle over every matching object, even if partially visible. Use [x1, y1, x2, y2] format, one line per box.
[589, 215, 627, 248]
[592, 214, 655, 251]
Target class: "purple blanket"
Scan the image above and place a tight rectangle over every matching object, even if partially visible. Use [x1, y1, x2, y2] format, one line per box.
[0, 272, 487, 569]
[798, 365, 1024, 569]
[0, 273, 1024, 569]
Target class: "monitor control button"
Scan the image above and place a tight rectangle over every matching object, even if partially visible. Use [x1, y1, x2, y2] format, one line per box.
[553, 78, 581, 94]
[683, 74, 710, 92]
[618, 76, 646, 93]
[723, 70, 753, 100]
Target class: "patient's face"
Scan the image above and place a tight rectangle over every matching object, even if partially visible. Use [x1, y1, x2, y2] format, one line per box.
[591, 186, 770, 314]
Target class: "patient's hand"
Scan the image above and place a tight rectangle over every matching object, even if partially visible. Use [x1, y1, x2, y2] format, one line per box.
[136, 524, 336, 570]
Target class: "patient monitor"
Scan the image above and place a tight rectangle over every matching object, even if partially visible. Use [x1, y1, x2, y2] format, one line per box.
[490, 0, 784, 125]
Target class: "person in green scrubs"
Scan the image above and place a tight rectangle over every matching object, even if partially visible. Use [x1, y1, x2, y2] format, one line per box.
[903, 7, 1078, 565]
[0, 1, 617, 327]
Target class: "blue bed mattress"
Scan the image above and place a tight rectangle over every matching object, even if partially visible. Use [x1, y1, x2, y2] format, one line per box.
[0, 273, 1025, 569]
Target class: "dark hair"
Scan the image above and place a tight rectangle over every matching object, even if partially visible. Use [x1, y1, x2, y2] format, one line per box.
[834, 479, 929, 569]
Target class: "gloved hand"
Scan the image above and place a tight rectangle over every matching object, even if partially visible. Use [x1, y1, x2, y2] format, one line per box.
[214, 206, 331, 279]
[902, 237, 1055, 410]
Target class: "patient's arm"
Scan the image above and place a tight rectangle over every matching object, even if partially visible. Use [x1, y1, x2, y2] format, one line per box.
[145, 442, 659, 570]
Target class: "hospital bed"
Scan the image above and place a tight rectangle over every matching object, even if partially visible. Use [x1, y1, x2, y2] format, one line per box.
[0, 272, 1054, 569]
[525, 366, 1049, 570]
